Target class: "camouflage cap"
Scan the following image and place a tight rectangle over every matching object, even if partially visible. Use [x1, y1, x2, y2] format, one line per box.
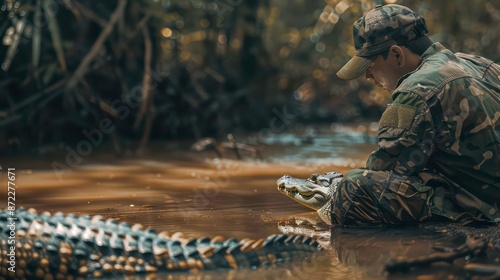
[337, 4, 428, 80]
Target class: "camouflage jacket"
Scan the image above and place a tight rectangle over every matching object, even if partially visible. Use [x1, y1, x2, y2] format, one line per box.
[366, 43, 500, 221]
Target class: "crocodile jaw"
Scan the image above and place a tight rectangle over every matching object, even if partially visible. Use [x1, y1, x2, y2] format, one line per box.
[277, 175, 333, 211]
[317, 199, 333, 225]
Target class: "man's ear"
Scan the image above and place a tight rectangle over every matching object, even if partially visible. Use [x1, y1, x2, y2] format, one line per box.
[390, 45, 405, 67]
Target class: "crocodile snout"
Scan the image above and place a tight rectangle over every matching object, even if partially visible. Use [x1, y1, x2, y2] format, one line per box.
[277, 175, 315, 197]
[277, 173, 334, 211]
[277, 174, 291, 191]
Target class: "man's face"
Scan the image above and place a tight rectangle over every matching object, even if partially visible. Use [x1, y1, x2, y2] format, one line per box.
[365, 52, 401, 92]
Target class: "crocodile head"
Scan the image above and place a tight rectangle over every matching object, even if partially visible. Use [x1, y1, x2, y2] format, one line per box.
[277, 172, 343, 225]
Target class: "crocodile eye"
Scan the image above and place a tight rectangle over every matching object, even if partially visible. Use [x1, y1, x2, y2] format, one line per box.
[309, 173, 319, 181]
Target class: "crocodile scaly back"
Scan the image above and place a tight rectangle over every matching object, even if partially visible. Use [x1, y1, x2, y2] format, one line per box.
[0, 209, 320, 279]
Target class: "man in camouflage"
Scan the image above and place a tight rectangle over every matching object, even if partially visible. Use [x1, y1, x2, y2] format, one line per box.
[331, 4, 500, 226]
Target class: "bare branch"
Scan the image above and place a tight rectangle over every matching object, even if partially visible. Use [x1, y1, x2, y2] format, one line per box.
[385, 237, 488, 273]
[137, 26, 154, 150]
[66, 0, 127, 91]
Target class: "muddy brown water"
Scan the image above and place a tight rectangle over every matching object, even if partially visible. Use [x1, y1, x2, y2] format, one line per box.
[0, 126, 498, 279]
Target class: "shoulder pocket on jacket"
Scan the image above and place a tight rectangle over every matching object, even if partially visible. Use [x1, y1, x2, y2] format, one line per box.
[380, 104, 416, 129]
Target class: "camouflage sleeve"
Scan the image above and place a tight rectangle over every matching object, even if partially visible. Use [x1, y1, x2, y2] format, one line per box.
[366, 92, 435, 176]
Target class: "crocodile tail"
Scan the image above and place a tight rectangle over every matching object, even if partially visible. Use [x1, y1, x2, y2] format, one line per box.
[0, 209, 320, 279]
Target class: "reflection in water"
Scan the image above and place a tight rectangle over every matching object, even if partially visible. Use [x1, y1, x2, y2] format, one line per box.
[1, 128, 493, 279]
[278, 214, 481, 280]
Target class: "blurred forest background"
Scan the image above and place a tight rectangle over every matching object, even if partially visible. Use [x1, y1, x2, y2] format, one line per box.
[1, 0, 499, 155]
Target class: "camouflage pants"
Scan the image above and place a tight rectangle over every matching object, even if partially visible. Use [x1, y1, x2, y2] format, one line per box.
[330, 169, 470, 226]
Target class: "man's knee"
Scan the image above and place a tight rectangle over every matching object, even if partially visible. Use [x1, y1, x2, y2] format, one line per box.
[340, 169, 364, 197]
[332, 169, 390, 226]
[341, 169, 389, 197]
[344, 169, 365, 182]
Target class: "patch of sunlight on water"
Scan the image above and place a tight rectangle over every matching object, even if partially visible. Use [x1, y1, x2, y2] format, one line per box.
[259, 124, 377, 165]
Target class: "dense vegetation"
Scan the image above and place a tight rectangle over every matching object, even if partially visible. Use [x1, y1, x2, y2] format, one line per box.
[1, 0, 499, 154]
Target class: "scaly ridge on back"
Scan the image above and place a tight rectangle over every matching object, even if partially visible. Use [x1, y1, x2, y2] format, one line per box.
[0, 209, 320, 279]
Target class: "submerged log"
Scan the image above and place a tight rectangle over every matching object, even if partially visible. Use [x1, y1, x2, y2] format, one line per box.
[385, 236, 489, 273]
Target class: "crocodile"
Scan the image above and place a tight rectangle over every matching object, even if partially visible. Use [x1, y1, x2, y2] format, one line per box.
[277, 172, 344, 225]
[0, 208, 320, 279]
